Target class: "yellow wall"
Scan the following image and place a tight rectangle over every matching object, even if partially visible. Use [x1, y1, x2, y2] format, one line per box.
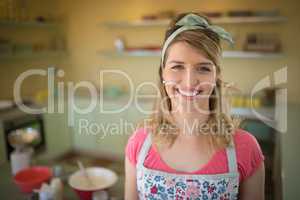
[57, 0, 299, 103]
[0, 1, 299, 199]
[0, 0, 64, 99]
[1, 0, 299, 103]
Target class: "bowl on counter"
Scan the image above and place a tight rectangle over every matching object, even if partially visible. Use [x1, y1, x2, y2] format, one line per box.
[13, 166, 52, 193]
[68, 167, 118, 200]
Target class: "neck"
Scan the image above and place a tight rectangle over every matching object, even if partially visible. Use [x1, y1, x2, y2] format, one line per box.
[174, 126, 212, 152]
[170, 99, 211, 136]
[172, 111, 210, 136]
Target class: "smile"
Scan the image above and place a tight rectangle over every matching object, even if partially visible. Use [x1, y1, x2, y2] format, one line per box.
[175, 88, 203, 98]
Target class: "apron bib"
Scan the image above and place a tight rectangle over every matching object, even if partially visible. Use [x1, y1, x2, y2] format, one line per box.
[136, 134, 239, 200]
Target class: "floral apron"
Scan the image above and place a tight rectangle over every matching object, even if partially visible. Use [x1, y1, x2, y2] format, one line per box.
[136, 134, 239, 200]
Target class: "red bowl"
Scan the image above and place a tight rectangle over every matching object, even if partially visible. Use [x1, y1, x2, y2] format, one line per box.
[13, 166, 52, 193]
[73, 188, 95, 200]
[68, 167, 118, 200]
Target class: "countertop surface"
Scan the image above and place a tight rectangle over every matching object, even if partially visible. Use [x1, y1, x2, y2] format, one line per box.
[0, 154, 124, 200]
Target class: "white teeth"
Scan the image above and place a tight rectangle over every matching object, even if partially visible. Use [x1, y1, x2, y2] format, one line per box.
[178, 89, 199, 97]
[163, 80, 177, 85]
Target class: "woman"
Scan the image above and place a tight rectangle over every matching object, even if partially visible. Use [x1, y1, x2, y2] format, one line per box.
[125, 12, 265, 200]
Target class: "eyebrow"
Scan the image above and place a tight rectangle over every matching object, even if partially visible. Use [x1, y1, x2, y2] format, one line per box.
[167, 60, 213, 66]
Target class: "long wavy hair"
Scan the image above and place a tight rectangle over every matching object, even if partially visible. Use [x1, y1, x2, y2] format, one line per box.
[139, 12, 239, 149]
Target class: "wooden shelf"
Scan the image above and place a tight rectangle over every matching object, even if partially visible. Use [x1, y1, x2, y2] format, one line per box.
[103, 19, 169, 28]
[98, 50, 283, 59]
[0, 50, 67, 61]
[98, 49, 160, 57]
[103, 16, 287, 28]
[212, 16, 287, 24]
[222, 51, 283, 59]
[0, 20, 60, 28]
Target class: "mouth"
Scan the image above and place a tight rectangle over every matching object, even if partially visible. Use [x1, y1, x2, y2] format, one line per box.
[175, 88, 204, 100]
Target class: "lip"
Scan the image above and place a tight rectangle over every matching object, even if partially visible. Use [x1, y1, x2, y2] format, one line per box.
[175, 88, 203, 100]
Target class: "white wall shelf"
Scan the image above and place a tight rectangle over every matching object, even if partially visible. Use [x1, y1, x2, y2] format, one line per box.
[231, 107, 275, 121]
[98, 50, 283, 59]
[103, 16, 287, 28]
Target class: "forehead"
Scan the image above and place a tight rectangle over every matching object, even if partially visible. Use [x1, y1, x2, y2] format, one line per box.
[166, 41, 212, 64]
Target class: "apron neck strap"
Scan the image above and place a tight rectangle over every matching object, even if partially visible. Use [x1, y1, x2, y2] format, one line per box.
[137, 133, 152, 168]
[137, 133, 238, 173]
[226, 142, 238, 173]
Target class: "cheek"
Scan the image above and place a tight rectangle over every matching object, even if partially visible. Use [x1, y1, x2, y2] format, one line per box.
[162, 70, 180, 97]
[164, 85, 176, 98]
[199, 74, 217, 89]
[162, 68, 181, 80]
[200, 72, 217, 82]
[204, 82, 216, 94]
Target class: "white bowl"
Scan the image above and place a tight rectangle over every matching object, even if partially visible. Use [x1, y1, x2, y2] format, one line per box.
[68, 167, 118, 191]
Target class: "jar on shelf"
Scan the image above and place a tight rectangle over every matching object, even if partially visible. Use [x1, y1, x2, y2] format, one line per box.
[114, 36, 125, 52]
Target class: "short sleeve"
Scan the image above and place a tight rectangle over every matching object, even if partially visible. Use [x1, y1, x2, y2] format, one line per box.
[234, 129, 265, 182]
[125, 128, 148, 166]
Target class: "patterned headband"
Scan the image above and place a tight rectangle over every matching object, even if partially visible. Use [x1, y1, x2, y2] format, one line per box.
[161, 13, 234, 66]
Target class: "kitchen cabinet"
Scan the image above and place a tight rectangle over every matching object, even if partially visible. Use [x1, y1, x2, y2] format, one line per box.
[0, 128, 6, 165]
[42, 108, 72, 159]
[241, 119, 280, 200]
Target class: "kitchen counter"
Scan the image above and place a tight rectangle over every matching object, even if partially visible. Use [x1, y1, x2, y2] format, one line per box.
[0, 154, 124, 200]
[0, 162, 78, 200]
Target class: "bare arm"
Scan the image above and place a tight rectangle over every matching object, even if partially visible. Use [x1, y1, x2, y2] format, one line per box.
[124, 157, 138, 200]
[239, 162, 265, 200]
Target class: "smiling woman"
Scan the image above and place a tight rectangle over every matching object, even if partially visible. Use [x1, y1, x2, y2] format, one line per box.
[153, 12, 234, 148]
[125, 12, 265, 200]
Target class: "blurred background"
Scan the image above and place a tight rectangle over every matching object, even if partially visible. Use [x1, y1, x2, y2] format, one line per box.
[0, 0, 299, 199]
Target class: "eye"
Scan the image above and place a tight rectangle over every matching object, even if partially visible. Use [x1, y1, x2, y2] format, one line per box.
[196, 66, 211, 73]
[171, 65, 184, 70]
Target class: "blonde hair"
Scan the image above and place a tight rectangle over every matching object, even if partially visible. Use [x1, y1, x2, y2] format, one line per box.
[139, 12, 239, 149]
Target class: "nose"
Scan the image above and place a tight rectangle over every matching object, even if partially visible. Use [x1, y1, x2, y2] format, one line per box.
[181, 68, 199, 90]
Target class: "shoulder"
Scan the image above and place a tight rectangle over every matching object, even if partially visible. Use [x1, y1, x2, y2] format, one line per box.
[234, 128, 261, 149]
[125, 127, 149, 165]
[233, 129, 265, 182]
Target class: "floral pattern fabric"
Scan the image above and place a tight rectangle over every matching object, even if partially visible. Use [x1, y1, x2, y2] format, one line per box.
[136, 134, 239, 200]
[137, 168, 239, 200]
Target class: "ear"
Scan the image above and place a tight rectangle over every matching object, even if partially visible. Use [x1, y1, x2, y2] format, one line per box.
[160, 67, 167, 83]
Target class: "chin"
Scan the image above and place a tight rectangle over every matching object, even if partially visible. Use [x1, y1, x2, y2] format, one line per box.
[171, 98, 210, 114]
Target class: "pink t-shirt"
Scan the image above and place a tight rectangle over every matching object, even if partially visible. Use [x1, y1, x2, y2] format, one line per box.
[125, 128, 264, 183]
